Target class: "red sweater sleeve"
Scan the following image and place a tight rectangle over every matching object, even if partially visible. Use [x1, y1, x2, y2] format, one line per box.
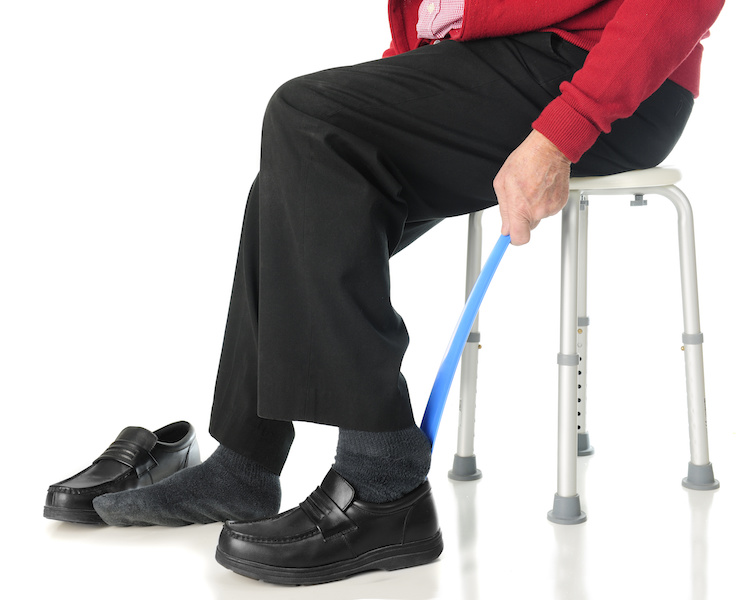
[532, 0, 724, 161]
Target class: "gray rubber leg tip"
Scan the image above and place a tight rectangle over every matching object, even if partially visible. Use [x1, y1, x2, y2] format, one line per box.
[448, 455, 482, 481]
[682, 462, 719, 491]
[577, 432, 594, 457]
[547, 494, 587, 525]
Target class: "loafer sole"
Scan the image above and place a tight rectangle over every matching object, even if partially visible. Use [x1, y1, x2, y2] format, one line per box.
[215, 530, 443, 586]
[43, 505, 105, 525]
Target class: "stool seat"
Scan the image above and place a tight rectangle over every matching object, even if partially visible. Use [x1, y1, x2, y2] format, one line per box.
[570, 166, 681, 190]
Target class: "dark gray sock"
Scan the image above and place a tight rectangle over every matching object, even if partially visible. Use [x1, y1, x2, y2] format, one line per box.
[333, 425, 432, 503]
[92, 445, 280, 526]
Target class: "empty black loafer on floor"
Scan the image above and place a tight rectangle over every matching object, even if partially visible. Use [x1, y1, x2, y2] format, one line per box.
[215, 468, 443, 585]
[44, 421, 200, 524]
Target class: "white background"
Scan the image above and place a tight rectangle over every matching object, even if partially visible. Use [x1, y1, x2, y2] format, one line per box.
[1, 2, 748, 598]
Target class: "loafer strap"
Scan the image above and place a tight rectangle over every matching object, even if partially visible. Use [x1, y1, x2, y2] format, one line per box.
[95, 427, 159, 477]
[299, 487, 357, 540]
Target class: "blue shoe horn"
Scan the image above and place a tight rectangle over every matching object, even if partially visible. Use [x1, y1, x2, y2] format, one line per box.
[420, 234, 511, 447]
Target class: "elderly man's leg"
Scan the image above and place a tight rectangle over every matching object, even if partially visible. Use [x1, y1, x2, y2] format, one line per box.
[94, 33, 591, 529]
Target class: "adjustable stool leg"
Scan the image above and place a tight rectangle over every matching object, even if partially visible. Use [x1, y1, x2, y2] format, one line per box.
[577, 197, 594, 456]
[549, 193, 587, 524]
[660, 186, 719, 490]
[450, 211, 484, 481]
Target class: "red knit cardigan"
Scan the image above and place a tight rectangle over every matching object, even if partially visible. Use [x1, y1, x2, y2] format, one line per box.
[384, 0, 725, 162]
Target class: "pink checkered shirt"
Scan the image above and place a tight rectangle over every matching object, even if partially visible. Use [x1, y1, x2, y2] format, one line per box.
[416, 0, 464, 40]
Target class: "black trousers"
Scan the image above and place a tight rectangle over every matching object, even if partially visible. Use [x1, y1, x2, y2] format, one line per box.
[209, 33, 693, 474]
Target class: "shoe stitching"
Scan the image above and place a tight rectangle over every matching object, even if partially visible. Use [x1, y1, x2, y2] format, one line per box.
[225, 525, 320, 544]
[48, 471, 136, 496]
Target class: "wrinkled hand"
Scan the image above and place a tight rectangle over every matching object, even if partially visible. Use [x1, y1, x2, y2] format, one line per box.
[494, 130, 572, 246]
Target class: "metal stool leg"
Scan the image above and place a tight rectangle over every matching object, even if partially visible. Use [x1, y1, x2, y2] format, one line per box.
[549, 193, 587, 524]
[450, 211, 484, 481]
[577, 196, 594, 456]
[659, 185, 719, 490]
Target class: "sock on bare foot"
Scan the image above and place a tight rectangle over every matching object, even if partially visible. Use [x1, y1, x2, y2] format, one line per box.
[93, 445, 280, 526]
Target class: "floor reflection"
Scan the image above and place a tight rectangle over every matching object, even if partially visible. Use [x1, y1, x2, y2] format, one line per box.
[451, 479, 480, 600]
[551, 521, 588, 600]
[687, 487, 716, 600]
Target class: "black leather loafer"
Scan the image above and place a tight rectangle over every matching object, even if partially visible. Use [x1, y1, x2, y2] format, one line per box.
[215, 468, 443, 585]
[44, 421, 200, 524]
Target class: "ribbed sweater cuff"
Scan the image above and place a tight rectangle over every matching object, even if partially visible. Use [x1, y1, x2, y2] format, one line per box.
[532, 96, 602, 163]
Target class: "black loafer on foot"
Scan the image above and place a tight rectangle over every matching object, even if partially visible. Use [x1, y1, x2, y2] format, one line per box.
[215, 468, 443, 585]
[44, 421, 200, 524]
